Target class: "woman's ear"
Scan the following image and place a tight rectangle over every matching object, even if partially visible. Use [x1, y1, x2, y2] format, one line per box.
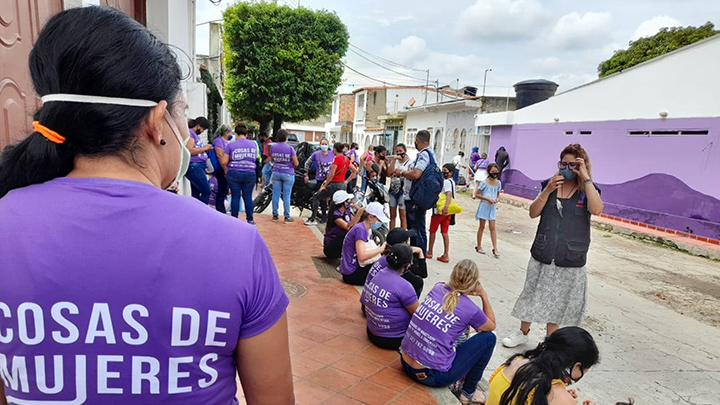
[142, 100, 168, 145]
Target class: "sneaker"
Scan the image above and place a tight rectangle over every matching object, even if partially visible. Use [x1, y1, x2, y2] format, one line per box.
[284, 217, 294, 223]
[272, 215, 279, 222]
[502, 330, 529, 348]
[318, 217, 327, 224]
[304, 218, 317, 226]
[247, 220, 256, 225]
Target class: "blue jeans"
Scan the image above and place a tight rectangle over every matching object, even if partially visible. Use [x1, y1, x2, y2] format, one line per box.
[402, 332, 496, 398]
[272, 172, 294, 219]
[453, 169, 460, 184]
[185, 162, 211, 204]
[406, 200, 428, 254]
[262, 162, 273, 187]
[227, 170, 255, 221]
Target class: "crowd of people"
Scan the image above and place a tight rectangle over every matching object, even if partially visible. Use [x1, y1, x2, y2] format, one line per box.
[0, 6, 611, 405]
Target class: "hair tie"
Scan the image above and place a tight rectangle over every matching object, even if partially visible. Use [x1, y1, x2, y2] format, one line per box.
[456, 291, 461, 297]
[538, 342, 548, 352]
[33, 121, 65, 144]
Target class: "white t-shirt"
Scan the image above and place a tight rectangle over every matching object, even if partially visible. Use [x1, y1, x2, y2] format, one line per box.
[451, 155, 465, 169]
[434, 178, 455, 215]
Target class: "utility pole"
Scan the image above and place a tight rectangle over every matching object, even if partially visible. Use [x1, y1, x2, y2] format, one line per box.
[482, 68, 492, 112]
[436, 80, 439, 103]
[424, 69, 430, 105]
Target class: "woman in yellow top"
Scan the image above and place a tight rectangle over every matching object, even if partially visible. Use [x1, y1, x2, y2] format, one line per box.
[487, 327, 599, 405]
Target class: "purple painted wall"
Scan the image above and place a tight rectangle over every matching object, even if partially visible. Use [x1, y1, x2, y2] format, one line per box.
[488, 118, 720, 240]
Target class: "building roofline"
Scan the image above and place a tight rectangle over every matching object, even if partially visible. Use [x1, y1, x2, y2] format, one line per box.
[351, 85, 475, 99]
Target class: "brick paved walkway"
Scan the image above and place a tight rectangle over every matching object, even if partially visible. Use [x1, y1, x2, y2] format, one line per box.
[236, 215, 438, 404]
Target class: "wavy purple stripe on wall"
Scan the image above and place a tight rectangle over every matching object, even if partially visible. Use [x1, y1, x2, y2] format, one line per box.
[502, 169, 720, 240]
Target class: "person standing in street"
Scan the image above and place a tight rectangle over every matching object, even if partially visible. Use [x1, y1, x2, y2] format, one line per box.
[475, 163, 502, 257]
[364, 145, 388, 185]
[222, 123, 258, 223]
[346, 142, 360, 192]
[502, 144, 603, 348]
[185, 116, 213, 203]
[0, 7, 293, 404]
[259, 132, 273, 187]
[451, 151, 467, 184]
[471, 152, 490, 199]
[360, 144, 375, 192]
[211, 124, 232, 213]
[427, 163, 456, 263]
[395, 130, 437, 254]
[304, 138, 335, 225]
[495, 146, 510, 181]
[269, 129, 299, 223]
[387, 144, 412, 230]
[470, 146, 481, 169]
[315, 142, 358, 220]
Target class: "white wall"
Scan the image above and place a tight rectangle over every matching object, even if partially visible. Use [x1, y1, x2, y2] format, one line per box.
[502, 36, 720, 125]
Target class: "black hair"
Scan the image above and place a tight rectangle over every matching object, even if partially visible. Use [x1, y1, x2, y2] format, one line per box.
[276, 129, 289, 142]
[416, 130, 431, 144]
[369, 163, 380, 176]
[487, 163, 500, 174]
[499, 327, 599, 405]
[386, 244, 413, 270]
[0, 7, 182, 198]
[333, 142, 345, 153]
[351, 142, 358, 149]
[189, 117, 210, 130]
[395, 143, 407, 152]
[374, 145, 387, 155]
[458, 151, 465, 156]
[235, 123, 248, 136]
[443, 163, 456, 173]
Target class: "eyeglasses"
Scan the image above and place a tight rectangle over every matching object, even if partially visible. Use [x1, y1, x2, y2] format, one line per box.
[557, 161, 579, 169]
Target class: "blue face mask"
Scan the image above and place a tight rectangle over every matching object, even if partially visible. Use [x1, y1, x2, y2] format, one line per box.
[371, 222, 383, 230]
[560, 168, 577, 180]
[320, 144, 329, 151]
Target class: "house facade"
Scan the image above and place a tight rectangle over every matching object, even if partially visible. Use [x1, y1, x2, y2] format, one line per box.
[479, 36, 720, 242]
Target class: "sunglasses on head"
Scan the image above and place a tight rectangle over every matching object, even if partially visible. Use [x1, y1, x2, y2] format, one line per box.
[557, 161, 579, 169]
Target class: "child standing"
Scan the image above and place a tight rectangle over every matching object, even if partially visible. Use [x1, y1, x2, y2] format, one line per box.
[428, 163, 456, 263]
[475, 163, 502, 257]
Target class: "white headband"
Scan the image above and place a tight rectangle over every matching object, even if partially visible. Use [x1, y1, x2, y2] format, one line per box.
[41, 94, 159, 107]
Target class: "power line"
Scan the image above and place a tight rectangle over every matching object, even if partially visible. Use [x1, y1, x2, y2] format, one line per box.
[349, 43, 427, 72]
[348, 48, 427, 82]
[342, 63, 406, 87]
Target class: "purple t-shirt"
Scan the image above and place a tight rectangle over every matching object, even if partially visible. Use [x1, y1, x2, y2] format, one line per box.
[310, 150, 335, 181]
[366, 256, 387, 284]
[324, 209, 351, 244]
[339, 223, 369, 275]
[270, 142, 296, 175]
[225, 139, 258, 172]
[189, 128, 208, 163]
[362, 268, 417, 338]
[212, 136, 229, 152]
[0, 177, 289, 404]
[401, 283, 488, 372]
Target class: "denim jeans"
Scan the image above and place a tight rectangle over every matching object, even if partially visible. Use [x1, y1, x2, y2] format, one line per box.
[262, 162, 273, 187]
[406, 200, 428, 254]
[360, 168, 368, 192]
[227, 170, 256, 221]
[401, 332, 496, 399]
[214, 169, 228, 214]
[185, 162, 211, 204]
[453, 169, 460, 184]
[272, 172, 295, 219]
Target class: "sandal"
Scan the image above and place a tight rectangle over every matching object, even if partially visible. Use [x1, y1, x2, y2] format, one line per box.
[492, 249, 500, 258]
[426, 253, 433, 259]
[475, 247, 485, 254]
[437, 256, 449, 263]
[458, 391, 486, 405]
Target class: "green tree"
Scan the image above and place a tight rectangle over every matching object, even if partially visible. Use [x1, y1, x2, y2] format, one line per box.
[223, 2, 348, 134]
[199, 65, 223, 133]
[598, 22, 718, 77]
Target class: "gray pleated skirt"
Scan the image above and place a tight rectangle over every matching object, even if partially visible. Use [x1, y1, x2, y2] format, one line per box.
[511, 257, 587, 326]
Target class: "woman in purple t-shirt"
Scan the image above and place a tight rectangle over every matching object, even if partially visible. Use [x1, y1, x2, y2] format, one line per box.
[184, 117, 213, 204]
[323, 190, 363, 259]
[362, 244, 419, 350]
[211, 124, 232, 213]
[268, 129, 299, 222]
[221, 122, 258, 223]
[400, 260, 497, 404]
[339, 202, 388, 285]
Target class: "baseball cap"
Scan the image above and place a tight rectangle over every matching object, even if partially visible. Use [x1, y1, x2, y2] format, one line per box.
[365, 202, 389, 223]
[386, 228, 414, 246]
[332, 190, 353, 204]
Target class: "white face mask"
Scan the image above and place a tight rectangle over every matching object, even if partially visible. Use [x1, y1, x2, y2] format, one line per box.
[40, 93, 187, 190]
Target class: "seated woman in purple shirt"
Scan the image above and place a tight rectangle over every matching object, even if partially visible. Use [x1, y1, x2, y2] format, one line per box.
[339, 202, 388, 285]
[323, 190, 364, 259]
[362, 244, 419, 350]
[0, 7, 292, 404]
[400, 259, 497, 405]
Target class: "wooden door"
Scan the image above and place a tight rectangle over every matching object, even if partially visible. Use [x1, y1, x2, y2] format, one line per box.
[102, 0, 146, 25]
[0, 0, 62, 150]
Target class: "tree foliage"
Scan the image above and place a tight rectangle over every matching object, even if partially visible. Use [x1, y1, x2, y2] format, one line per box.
[598, 22, 718, 77]
[223, 2, 349, 134]
[199, 66, 223, 133]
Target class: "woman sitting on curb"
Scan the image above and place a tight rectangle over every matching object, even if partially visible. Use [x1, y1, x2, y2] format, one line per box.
[323, 190, 363, 259]
[400, 259, 496, 405]
[339, 202, 388, 285]
[486, 326, 599, 405]
[362, 244, 419, 350]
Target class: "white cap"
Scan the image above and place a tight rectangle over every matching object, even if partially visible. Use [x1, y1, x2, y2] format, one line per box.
[365, 202, 389, 223]
[332, 190, 353, 204]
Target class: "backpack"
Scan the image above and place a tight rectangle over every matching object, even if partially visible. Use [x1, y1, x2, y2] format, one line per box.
[205, 148, 221, 174]
[409, 149, 443, 210]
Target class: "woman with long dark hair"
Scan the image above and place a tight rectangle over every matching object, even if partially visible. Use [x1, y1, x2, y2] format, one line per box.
[0, 7, 292, 404]
[503, 144, 603, 348]
[487, 326, 600, 405]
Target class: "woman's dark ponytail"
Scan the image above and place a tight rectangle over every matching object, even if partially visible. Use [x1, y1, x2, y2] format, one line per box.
[0, 7, 182, 198]
[499, 327, 599, 405]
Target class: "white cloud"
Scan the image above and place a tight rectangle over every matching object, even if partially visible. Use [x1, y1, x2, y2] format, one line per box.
[551, 72, 598, 92]
[548, 12, 613, 50]
[633, 15, 682, 40]
[358, 14, 415, 27]
[380, 36, 428, 66]
[455, 0, 550, 41]
[531, 57, 562, 73]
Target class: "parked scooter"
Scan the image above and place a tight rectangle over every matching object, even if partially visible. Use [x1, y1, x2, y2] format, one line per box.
[252, 168, 316, 215]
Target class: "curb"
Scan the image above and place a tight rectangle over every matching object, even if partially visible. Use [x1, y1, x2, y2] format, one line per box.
[498, 195, 720, 261]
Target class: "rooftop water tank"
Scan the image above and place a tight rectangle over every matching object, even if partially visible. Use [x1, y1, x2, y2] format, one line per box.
[513, 79, 558, 109]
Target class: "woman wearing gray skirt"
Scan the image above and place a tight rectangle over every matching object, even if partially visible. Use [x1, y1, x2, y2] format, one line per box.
[502, 144, 603, 348]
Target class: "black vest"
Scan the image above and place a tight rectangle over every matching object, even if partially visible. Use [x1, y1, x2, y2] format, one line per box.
[530, 180, 600, 268]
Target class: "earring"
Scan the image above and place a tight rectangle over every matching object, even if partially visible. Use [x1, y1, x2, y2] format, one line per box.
[160, 139, 167, 146]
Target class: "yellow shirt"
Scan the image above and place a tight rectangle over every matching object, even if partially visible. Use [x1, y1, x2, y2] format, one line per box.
[486, 362, 566, 405]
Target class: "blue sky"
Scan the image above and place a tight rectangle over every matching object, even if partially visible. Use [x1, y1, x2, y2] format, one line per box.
[196, 0, 718, 96]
